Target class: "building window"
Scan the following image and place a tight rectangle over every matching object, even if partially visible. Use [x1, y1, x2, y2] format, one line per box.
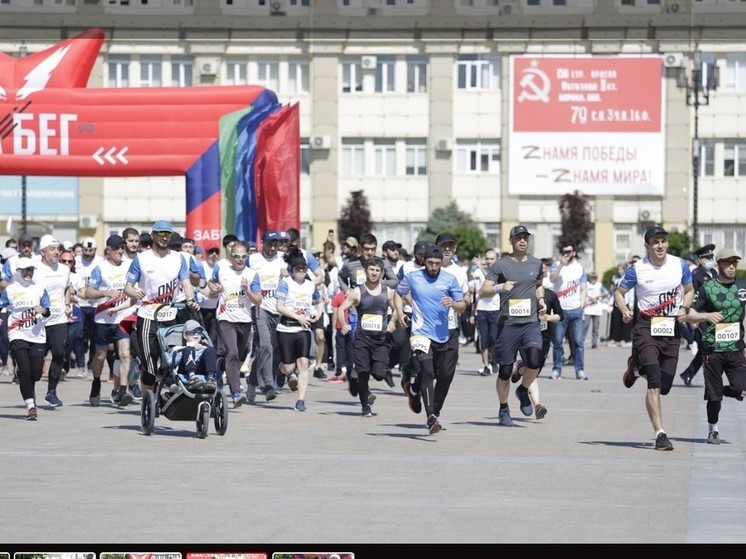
[374, 140, 396, 175]
[407, 55, 427, 93]
[288, 60, 309, 94]
[171, 57, 193, 87]
[405, 140, 427, 175]
[226, 60, 248, 85]
[724, 53, 746, 93]
[341, 140, 365, 175]
[484, 223, 500, 251]
[257, 59, 279, 91]
[700, 139, 715, 177]
[342, 60, 363, 93]
[457, 54, 500, 90]
[724, 141, 746, 177]
[455, 140, 501, 173]
[106, 56, 130, 88]
[374, 56, 396, 93]
[139, 55, 162, 87]
[614, 224, 634, 265]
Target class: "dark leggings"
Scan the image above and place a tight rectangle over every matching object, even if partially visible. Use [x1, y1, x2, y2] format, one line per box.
[11, 340, 45, 402]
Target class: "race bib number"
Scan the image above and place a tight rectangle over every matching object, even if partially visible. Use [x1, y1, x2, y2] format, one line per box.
[540, 320, 548, 331]
[410, 335, 431, 354]
[508, 298, 531, 317]
[355, 269, 366, 285]
[154, 305, 178, 322]
[715, 322, 740, 343]
[447, 308, 458, 329]
[651, 316, 675, 337]
[360, 313, 383, 331]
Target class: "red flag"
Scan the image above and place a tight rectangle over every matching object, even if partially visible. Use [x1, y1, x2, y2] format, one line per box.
[254, 103, 300, 241]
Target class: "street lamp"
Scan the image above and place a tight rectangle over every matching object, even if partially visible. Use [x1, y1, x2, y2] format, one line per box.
[18, 42, 28, 235]
[679, 49, 717, 244]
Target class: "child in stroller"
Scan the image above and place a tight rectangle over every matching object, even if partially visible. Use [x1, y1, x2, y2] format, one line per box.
[168, 319, 219, 392]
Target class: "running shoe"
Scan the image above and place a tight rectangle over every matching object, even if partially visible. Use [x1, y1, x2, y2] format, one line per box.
[498, 407, 514, 427]
[232, 391, 247, 409]
[128, 383, 143, 402]
[313, 367, 327, 380]
[515, 385, 533, 416]
[426, 414, 442, 434]
[27, 407, 38, 421]
[361, 405, 373, 417]
[655, 432, 674, 451]
[534, 404, 548, 420]
[623, 355, 639, 388]
[402, 379, 421, 414]
[288, 372, 299, 391]
[294, 399, 307, 412]
[707, 431, 721, 445]
[44, 391, 63, 408]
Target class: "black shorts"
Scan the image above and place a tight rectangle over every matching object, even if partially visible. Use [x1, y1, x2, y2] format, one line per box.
[277, 330, 312, 365]
[93, 322, 128, 348]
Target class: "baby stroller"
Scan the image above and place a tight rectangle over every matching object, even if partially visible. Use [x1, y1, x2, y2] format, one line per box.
[140, 303, 229, 438]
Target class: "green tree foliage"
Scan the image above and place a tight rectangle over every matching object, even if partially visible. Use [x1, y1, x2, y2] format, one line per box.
[420, 201, 488, 259]
[666, 229, 694, 257]
[452, 224, 489, 260]
[338, 189, 373, 242]
[557, 190, 593, 254]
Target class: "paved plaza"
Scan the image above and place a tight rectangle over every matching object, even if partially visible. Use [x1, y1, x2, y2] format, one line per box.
[0, 340, 744, 546]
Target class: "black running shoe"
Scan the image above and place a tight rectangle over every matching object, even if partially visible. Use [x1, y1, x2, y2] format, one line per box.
[426, 414, 442, 434]
[655, 432, 674, 451]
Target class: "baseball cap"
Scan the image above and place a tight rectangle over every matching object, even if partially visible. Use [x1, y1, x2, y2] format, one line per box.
[588, 270, 598, 278]
[106, 234, 125, 248]
[344, 236, 359, 248]
[62, 240, 73, 251]
[435, 232, 457, 245]
[15, 257, 36, 270]
[643, 225, 667, 244]
[715, 248, 742, 262]
[39, 234, 59, 250]
[18, 233, 33, 246]
[382, 240, 402, 251]
[262, 230, 280, 242]
[82, 237, 97, 249]
[206, 246, 220, 255]
[413, 241, 428, 254]
[509, 225, 531, 237]
[424, 245, 443, 260]
[182, 319, 202, 334]
[151, 220, 174, 233]
[695, 244, 716, 258]
[139, 232, 153, 245]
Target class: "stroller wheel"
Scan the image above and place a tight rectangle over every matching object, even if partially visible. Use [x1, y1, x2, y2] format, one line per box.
[140, 389, 156, 435]
[197, 401, 210, 439]
[213, 390, 229, 435]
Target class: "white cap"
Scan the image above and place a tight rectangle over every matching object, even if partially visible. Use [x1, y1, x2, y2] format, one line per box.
[15, 257, 36, 270]
[82, 237, 97, 249]
[62, 240, 73, 251]
[1, 247, 17, 260]
[39, 234, 60, 250]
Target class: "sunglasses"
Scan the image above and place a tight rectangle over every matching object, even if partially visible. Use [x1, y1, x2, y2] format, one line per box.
[60, 259, 75, 264]
[185, 330, 201, 335]
[293, 266, 308, 272]
[231, 253, 248, 260]
[153, 231, 172, 238]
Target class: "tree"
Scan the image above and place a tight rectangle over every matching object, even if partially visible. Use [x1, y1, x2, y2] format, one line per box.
[558, 190, 593, 254]
[666, 229, 694, 257]
[337, 189, 373, 242]
[420, 201, 488, 259]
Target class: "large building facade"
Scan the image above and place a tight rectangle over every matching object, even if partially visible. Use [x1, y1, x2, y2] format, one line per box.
[1, 0, 745, 275]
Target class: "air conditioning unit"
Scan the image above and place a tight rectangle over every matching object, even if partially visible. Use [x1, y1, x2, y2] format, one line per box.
[269, 0, 285, 14]
[666, 0, 688, 13]
[200, 61, 218, 75]
[639, 208, 661, 223]
[501, 1, 517, 16]
[310, 135, 332, 150]
[663, 53, 684, 68]
[79, 214, 99, 229]
[361, 56, 377, 70]
[435, 138, 453, 152]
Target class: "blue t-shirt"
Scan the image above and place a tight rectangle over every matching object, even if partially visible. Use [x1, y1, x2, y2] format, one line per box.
[396, 268, 463, 343]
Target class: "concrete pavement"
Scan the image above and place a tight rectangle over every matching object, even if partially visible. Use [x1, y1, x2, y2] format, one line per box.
[0, 340, 744, 546]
